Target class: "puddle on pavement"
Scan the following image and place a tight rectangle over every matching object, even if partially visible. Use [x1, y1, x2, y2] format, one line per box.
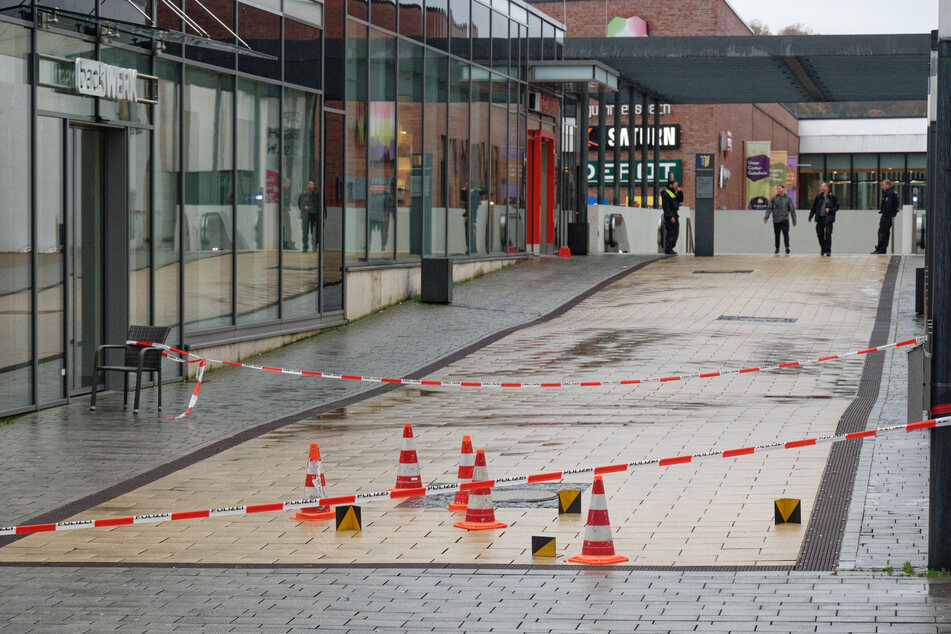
[395, 482, 591, 509]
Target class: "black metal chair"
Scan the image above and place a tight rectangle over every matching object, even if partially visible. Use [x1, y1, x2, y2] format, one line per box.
[90, 325, 171, 414]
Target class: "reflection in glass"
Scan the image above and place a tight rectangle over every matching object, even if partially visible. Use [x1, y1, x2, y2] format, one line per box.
[371, 0, 396, 31]
[854, 153, 878, 210]
[129, 128, 151, 327]
[489, 76, 507, 253]
[368, 31, 396, 260]
[185, 0, 235, 68]
[285, 19, 322, 90]
[826, 154, 852, 209]
[470, 0, 489, 66]
[424, 51, 447, 256]
[450, 0, 469, 59]
[36, 117, 66, 403]
[346, 21, 368, 261]
[881, 152, 907, 206]
[507, 80, 520, 252]
[184, 68, 234, 332]
[324, 0, 345, 108]
[323, 111, 345, 311]
[399, 0, 424, 41]
[154, 60, 182, 376]
[238, 3, 281, 79]
[236, 79, 280, 324]
[425, 0, 448, 51]
[448, 58, 469, 255]
[491, 11, 508, 74]
[99, 46, 152, 123]
[0, 25, 32, 410]
[397, 40, 424, 259]
[469, 69, 489, 254]
[283, 88, 321, 318]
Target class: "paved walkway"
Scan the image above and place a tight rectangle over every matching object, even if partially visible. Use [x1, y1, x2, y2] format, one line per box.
[2, 253, 948, 633]
[0, 255, 655, 528]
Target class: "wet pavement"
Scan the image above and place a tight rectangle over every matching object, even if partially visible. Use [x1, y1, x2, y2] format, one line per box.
[1, 253, 947, 632]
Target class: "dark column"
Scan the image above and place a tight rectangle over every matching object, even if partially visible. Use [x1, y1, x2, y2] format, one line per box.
[929, 35, 951, 571]
[597, 88, 606, 205]
[653, 98, 661, 208]
[627, 86, 635, 207]
[612, 90, 621, 206]
[577, 88, 589, 224]
[640, 93, 648, 208]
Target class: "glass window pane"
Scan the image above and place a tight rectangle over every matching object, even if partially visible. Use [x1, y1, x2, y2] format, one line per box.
[0, 25, 32, 410]
[36, 117, 66, 403]
[346, 22, 368, 262]
[491, 12, 508, 74]
[469, 69, 489, 254]
[99, 0, 151, 27]
[488, 76, 506, 254]
[424, 51, 447, 256]
[285, 20, 322, 90]
[154, 60, 182, 376]
[826, 154, 852, 208]
[283, 88, 321, 318]
[37, 33, 95, 116]
[471, 1, 490, 66]
[371, 0, 396, 31]
[184, 68, 234, 332]
[284, 0, 322, 26]
[854, 153, 878, 210]
[426, 0, 449, 50]
[450, 0, 469, 59]
[448, 58, 469, 255]
[542, 22, 555, 59]
[507, 80, 519, 252]
[129, 128, 151, 328]
[324, 0, 345, 107]
[323, 111, 345, 312]
[238, 3, 281, 79]
[349, 0, 368, 21]
[397, 40, 423, 259]
[528, 14, 541, 61]
[99, 47, 152, 124]
[399, 0, 424, 41]
[881, 152, 906, 206]
[368, 31, 396, 260]
[185, 0, 235, 69]
[236, 79, 280, 324]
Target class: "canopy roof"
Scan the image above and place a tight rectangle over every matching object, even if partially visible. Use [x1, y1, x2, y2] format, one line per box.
[562, 34, 932, 103]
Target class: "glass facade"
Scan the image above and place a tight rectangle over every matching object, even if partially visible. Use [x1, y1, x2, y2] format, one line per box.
[0, 0, 564, 416]
[798, 153, 928, 210]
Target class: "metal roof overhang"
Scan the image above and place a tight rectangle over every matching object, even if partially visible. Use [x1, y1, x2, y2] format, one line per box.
[528, 60, 620, 93]
[563, 34, 932, 104]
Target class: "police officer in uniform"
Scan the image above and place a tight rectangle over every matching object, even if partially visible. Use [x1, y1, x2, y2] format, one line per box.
[661, 178, 684, 255]
[872, 178, 900, 254]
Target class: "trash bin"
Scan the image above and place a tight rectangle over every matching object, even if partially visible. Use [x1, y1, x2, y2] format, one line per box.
[421, 257, 452, 304]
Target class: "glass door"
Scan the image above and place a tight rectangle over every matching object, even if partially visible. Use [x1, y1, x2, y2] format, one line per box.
[67, 125, 105, 393]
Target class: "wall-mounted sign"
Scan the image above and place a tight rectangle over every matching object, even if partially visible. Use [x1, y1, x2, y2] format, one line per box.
[74, 58, 138, 102]
[588, 124, 681, 150]
[587, 160, 682, 185]
[589, 103, 671, 117]
[607, 15, 648, 37]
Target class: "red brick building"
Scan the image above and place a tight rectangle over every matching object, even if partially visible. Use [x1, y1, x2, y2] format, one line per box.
[530, 0, 800, 210]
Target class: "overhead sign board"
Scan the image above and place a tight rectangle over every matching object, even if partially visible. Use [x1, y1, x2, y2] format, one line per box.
[588, 124, 681, 150]
[588, 160, 682, 185]
[74, 58, 138, 102]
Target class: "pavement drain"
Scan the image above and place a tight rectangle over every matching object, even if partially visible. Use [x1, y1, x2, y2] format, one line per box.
[395, 482, 591, 509]
[692, 269, 754, 274]
[717, 315, 798, 324]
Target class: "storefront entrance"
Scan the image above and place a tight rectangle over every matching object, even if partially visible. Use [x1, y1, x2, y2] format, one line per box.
[527, 129, 555, 254]
[36, 117, 130, 397]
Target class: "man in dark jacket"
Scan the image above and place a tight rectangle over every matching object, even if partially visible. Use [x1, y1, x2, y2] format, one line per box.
[764, 184, 797, 254]
[808, 181, 839, 256]
[661, 179, 684, 255]
[872, 179, 900, 254]
[298, 180, 320, 251]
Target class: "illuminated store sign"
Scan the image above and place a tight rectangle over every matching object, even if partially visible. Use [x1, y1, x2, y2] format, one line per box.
[587, 160, 682, 185]
[588, 124, 681, 150]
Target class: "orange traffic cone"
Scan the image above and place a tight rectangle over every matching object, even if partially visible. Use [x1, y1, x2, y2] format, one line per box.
[293, 443, 335, 521]
[568, 475, 628, 564]
[454, 449, 507, 530]
[390, 423, 422, 492]
[447, 435, 475, 512]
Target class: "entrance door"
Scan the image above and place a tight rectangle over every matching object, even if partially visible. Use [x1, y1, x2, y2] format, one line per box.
[68, 125, 106, 393]
[527, 129, 555, 254]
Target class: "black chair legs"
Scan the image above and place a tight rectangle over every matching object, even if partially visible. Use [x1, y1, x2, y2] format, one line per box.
[123, 373, 129, 409]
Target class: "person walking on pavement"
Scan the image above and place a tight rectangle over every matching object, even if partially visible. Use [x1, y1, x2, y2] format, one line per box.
[661, 178, 684, 255]
[298, 180, 320, 252]
[764, 184, 797, 254]
[808, 181, 839, 256]
[872, 178, 900, 254]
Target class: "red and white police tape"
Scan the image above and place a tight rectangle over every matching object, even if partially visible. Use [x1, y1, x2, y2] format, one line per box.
[134, 336, 926, 419]
[4, 414, 947, 537]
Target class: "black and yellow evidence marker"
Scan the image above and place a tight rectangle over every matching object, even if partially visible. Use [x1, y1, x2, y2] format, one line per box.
[558, 489, 582, 515]
[532, 536, 557, 558]
[774, 498, 801, 525]
[336, 505, 362, 531]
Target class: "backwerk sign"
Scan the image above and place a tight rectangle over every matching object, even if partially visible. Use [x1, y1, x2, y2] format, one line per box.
[587, 160, 682, 185]
[74, 58, 138, 102]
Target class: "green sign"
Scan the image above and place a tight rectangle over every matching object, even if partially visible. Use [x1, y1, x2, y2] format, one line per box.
[587, 160, 682, 185]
